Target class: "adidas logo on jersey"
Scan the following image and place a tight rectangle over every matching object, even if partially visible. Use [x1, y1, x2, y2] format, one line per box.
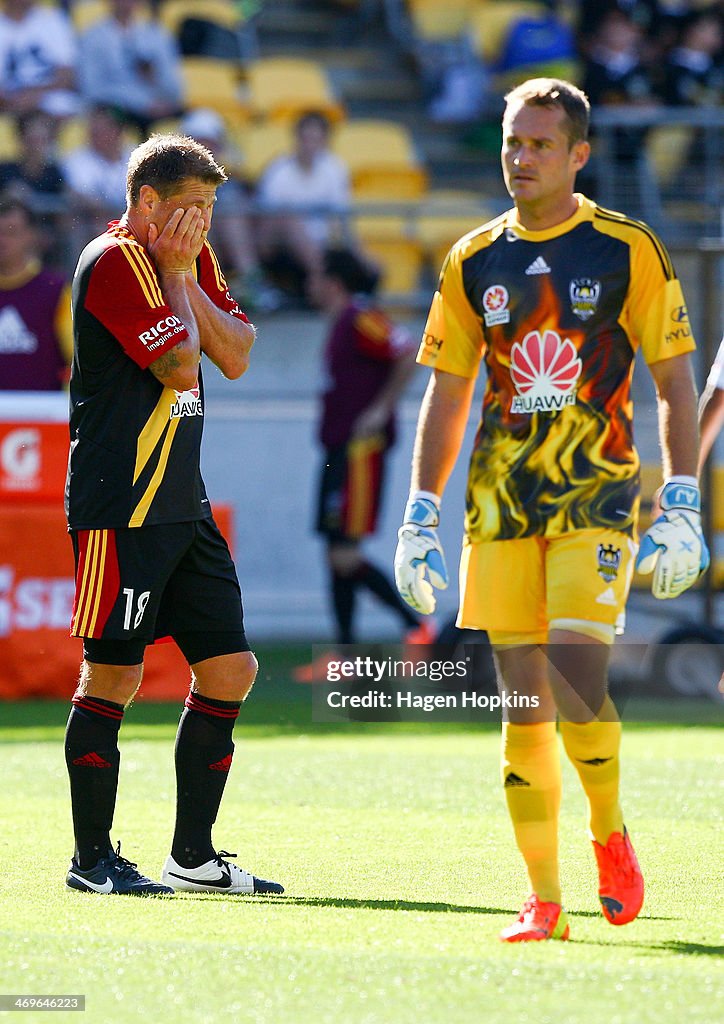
[525, 256, 551, 275]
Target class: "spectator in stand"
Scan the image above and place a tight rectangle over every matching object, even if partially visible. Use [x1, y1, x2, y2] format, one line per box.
[294, 246, 430, 682]
[180, 108, 283, 313]
[660, 11, 723, 106]
[582, 9, 659, 161]
[78, 0, 184, 135]
[0, 111, 65, 214]
[0, 110, 68, 266]
[63, 105, 134, 258]
[0, 196, 72, 390]
[256, 111, 350, 303]
[0, 0, 80, 118]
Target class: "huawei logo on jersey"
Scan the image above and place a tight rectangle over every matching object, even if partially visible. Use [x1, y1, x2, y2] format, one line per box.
[170, 385, 203, 419]
[510, 330, 581, 414]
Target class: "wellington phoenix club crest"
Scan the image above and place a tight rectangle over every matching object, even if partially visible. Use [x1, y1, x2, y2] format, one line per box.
[597, 543, 622, 582]
[482, 284, 510, 326]
[570, 278, 601, 320]
[510, 330, 582, 413]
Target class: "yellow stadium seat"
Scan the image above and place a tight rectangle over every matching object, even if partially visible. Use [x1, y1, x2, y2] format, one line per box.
[159, 0, 242, 36]
[230, 120, 293, 181]
[333, 120, 428, 200]
[647, 125, 693, 187]
[353, 213, 424, 294]
[0, 115, 19, 161]
[469, 1, 543, 63]
[57, 115, 140, 154]
[245, 57, 345, 125]
[416, 189, 494, 271]
[181, 57, 247, 124]
[408, 0, 476, 40]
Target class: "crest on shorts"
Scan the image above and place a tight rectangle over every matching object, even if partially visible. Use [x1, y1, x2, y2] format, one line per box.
[570, 278, 601, 321]
[597, 543, 621, 583]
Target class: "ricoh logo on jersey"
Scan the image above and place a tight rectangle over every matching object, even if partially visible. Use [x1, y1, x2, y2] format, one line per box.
[482, 285, 510, 327]
[170, 385, 203, 419]
[138, 315, 185, 352]
[510, 330, 582, 413]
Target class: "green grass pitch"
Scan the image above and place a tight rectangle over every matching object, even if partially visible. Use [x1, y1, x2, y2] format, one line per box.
[1, 652, 722, 1024]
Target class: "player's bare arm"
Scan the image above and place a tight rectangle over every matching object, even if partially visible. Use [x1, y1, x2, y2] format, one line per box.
[395, 367, 472, 614]
[184, 277, 256, 380]
[352, 348, 417, 438]
[648, 353, 699, 478]
[698, 382, 724, 471]
[411, 368, 476, 495]
[146, 206, 204, 390]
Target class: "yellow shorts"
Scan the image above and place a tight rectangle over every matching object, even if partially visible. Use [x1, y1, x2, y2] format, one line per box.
[457, 529, 638, 642]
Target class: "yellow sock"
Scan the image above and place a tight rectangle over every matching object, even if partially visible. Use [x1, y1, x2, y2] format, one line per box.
[501, 721, 562, 904]
[559, 696, 624, 845]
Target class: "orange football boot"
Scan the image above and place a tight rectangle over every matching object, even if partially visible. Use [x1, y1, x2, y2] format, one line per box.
[592, 828, 644, 925]
[499, 895, 570, 942]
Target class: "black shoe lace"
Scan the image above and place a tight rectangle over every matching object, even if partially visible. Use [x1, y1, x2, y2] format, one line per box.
[214, 850, 237, 867]
[111, 841, 143, 880]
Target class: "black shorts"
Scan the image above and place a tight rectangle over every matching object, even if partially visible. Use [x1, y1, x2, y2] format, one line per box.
[315, 435, 388, 542]
[70, 516, 248, 665]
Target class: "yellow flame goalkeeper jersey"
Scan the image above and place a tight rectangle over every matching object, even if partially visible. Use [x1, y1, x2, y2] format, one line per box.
[419, 194, 695, 542]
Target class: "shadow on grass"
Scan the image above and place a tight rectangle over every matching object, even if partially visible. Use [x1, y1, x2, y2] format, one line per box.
[174, 893, 516, 916]
[171, 893, 679, 924]
[572, 938, 721, 956]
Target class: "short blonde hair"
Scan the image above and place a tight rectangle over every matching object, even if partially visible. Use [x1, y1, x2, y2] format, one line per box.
[504, 78, 590, 147]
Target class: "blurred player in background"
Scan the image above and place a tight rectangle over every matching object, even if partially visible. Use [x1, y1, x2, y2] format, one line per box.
[395, 78, 707, 941]
[294, 246, 430, 682]
[64, 133, 283, 897]
[0, 196, 71, 389]
[698, 335, 724, 471]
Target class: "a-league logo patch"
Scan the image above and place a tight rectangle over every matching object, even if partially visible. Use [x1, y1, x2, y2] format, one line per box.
[597, 543, 622, 582]
[570, 278, 601, 320]
[482, 285, 510, 327]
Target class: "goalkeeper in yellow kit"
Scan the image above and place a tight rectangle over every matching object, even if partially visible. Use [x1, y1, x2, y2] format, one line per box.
[395, 78, 708, 941]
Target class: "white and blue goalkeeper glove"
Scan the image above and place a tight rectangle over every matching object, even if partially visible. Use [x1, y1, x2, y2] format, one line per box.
[635, 478, 710, 599]
[394, 492, 449, 614]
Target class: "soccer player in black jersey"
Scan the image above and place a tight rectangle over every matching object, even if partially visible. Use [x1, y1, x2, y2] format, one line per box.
[63, 133, 283, 896]
[395, 79, 707, 941]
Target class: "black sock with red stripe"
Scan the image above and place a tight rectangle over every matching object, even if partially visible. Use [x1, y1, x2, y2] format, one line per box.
[331, 570, 357, 645]
[355, 561, 419, 627]
[64, 694, 124, 869]
[171, 691, 241, 868]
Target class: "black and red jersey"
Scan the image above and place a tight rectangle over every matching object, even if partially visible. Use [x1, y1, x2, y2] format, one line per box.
[65, 221, 248, 529]
[319, 299, 416, 448]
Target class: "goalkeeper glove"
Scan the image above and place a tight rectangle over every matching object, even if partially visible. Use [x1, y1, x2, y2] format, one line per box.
[394, 492, 448, 614]
[635, 478, 710, 599]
